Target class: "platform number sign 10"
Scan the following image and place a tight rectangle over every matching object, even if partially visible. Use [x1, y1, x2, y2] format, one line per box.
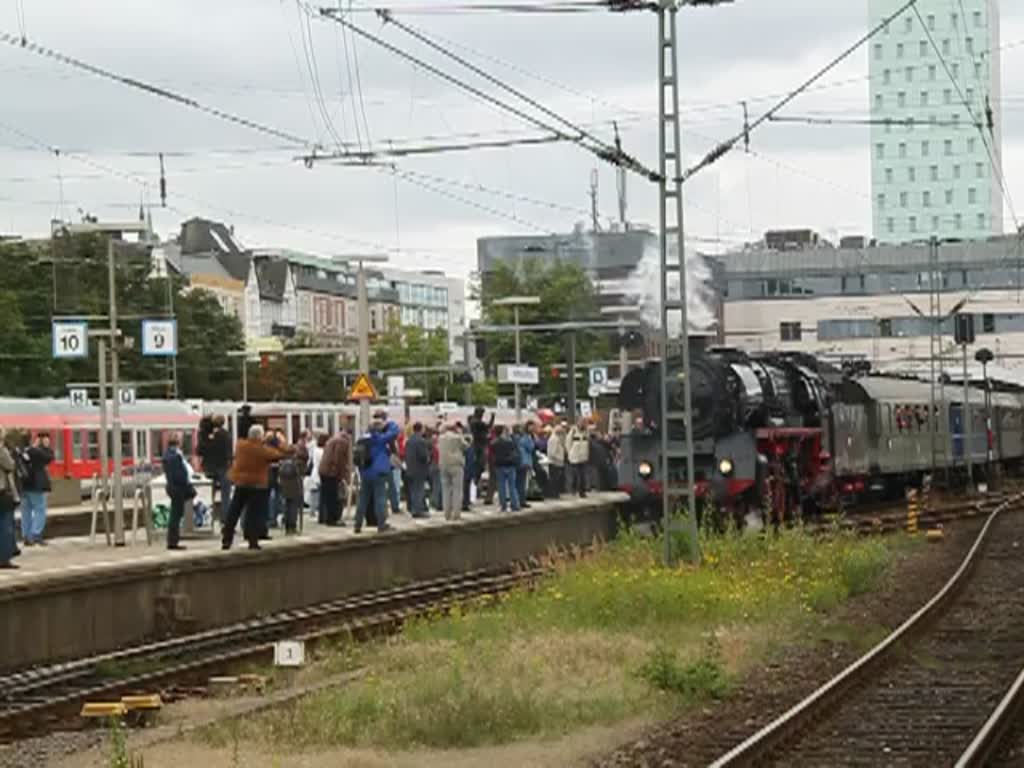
[52, 321, 88, 359]
[142, 320, 177, 357]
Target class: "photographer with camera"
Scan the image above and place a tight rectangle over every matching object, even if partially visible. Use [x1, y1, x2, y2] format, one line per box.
[353, 411, 400, 534]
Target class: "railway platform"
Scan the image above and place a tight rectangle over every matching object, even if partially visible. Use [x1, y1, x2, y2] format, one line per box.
[0, 492, 628, 673]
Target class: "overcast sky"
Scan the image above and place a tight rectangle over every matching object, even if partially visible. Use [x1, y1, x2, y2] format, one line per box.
[1, 0, 1022, 276]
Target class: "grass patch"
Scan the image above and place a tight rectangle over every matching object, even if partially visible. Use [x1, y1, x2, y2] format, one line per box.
[203, 524, 906, 752]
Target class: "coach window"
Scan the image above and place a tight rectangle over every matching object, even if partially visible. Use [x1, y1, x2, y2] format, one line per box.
[87, 431, 101, 460]
[181, 431, 195, 457]
[150, 430, 164, 459]
[72, 430, 83, 460]
[53, 434, 64, 462]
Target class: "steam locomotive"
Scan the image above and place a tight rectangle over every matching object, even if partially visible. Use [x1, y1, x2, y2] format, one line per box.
[617, 346, 1024, 524]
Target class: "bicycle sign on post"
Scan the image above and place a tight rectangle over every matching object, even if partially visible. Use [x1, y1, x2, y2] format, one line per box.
[52, 321, 88, 359]
[142, 320, 177, 357]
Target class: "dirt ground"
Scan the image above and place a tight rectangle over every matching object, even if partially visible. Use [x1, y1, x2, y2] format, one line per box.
[46, 521, 983, 768]
[50, 717, 654, 768]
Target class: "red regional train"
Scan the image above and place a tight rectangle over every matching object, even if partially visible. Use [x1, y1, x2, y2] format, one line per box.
[0, 398, 202, 481]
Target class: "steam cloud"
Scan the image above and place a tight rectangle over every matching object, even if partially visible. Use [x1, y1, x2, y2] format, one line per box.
[622, 240, 716, 337]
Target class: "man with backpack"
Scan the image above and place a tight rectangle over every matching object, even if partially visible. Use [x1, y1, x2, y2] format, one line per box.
[318, 430, 351, 527]
[19, 432, 54, 546]
[276, 441, 306, 535]
[354, 414, 400, 534]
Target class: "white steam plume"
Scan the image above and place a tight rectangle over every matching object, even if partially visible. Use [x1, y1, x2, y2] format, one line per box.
[622, 240, 716, 337]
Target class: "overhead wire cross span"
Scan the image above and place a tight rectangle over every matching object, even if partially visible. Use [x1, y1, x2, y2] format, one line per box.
[314, 3, 662, 180]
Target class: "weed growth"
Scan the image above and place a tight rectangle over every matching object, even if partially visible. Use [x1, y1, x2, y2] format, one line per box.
[212, 523, 903, 752]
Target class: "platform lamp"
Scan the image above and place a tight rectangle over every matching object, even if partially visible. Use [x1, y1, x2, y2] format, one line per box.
[975, 347, 994, 485]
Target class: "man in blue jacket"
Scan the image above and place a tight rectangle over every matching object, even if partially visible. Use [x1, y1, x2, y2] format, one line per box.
[162, 432, 192, 551]
[354, 414, 401, 534]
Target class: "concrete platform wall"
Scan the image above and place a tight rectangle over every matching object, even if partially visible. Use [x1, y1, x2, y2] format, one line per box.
[0, 499, 622, 672]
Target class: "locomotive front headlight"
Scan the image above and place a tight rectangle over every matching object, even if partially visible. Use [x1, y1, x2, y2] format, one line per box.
[718, 458, 734, 476]
[638, 461, 654, 479]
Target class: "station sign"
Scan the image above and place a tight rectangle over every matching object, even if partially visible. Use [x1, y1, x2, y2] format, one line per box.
[348, 373, 378, 401]
[498, 364, 539, 385]
[68, 388, 90, 408]
[142, 320, 177, 357]
[496, 397, 511, 410]
[580, 401, 593, 419]
[118, 386, 137, 406]
[387, 376, 405, 398]
[52, 321, 88, 359]
[588, 366, 608, 387]
[525, 397, 539, 411]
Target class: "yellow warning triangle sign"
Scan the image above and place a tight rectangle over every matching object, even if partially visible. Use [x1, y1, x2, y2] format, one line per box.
[348, 373, 378, 401]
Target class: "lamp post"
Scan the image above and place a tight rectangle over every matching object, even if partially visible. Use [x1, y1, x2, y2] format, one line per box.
[336, 254, 389, 431]
[493, 296, 540, 421]
[976, 347, 994, 486]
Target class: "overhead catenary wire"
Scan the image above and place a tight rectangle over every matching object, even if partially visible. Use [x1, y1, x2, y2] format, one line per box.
[768, 114, 980, 129]
[679, 0, 921, 185]
[912, 3, 1018, 230]
[313, 4, 660, 180]
[0, 30, 320, 150]
[344, 0, 375, 148]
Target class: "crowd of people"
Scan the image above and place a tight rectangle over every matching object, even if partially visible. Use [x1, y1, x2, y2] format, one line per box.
[193, 406, 621, 549]
[0, 405, 622, 566]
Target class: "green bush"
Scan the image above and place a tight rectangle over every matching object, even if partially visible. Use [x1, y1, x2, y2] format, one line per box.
[638, 648, 730, 701]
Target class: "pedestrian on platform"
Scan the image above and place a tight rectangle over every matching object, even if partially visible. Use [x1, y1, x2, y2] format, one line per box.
[515, 424, 536, 510]
[568, 420, 590, 498]
[439, 423, 469, 520]
[354, 415, 400, 534]
[222, 425, 291, 551]
[307, 433, 326, 522]
[0, 428, 21, 569]
[265, 430, 286, 533]
[468, 407, 494, 505]
[318, 429, 351, 527]
[405, 422, 430, 518]
[277, 443, 305, 535]
[387, 431, 404, 516]
[429, 427, 443, 512]
[162, 432, 193, 551]
[492, 425, 520, 512]
[589, 429, 617, 491]
[546, 423, 567, 498]
[202, 415, 233, 519]
[462, 436, 475, 513]
[19, 432, 54, 546]
[483, 423, 499, 507]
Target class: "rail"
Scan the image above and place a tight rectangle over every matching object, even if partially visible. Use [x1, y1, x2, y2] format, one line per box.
[955, 663, 1024, 767]
[709, 493, 1023, 767]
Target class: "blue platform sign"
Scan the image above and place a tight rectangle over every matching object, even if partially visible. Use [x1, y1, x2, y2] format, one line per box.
[142, 320, 177, 357]
[52, 321, 88, 359]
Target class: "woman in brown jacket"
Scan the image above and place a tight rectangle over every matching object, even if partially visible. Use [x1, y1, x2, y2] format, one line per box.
[222, 424, 290, 550]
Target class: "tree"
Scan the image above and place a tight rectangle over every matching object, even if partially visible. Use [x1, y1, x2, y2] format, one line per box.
[246, 333, 353, 403]
[475, 259, 610, 397]
[0, 235, 247, 400]
[371, 324, 451, 401]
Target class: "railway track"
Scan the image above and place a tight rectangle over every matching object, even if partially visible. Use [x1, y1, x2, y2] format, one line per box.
[0, 564, 543, 743]
[710, 494, 1024, 767]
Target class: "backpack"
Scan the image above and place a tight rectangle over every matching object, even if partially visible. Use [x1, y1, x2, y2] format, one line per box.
[352, 436, 373, 471]
[278, 457, 299, 481]
[13, 448, 31, 490]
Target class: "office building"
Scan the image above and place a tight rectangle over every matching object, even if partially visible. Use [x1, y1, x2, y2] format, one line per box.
[869, 0, 1002, 242]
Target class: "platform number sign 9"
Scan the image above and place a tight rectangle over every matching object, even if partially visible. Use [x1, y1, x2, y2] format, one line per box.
[142, 320, 177, 357]
[52, 321, 88, 359]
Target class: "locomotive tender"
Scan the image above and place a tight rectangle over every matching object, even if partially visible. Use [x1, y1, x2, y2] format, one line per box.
[618, 347, 1024, 523]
